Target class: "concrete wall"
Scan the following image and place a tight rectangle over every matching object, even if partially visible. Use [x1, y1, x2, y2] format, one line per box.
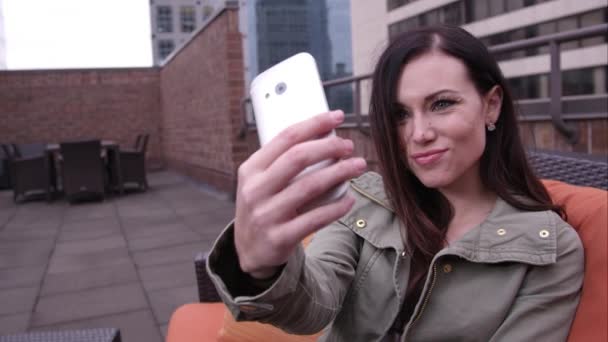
[0, 68, 163, 165]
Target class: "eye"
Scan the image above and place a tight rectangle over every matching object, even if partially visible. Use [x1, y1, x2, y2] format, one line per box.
[431, 99, 456, 111]
[395, 109, 411, 122]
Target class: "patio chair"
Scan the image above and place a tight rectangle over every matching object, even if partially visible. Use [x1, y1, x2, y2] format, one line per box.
[111, 133, 149, 191]
[1, 143, 53, 202]
[0, 144, 11, 189]
[60, 140, 106, 203]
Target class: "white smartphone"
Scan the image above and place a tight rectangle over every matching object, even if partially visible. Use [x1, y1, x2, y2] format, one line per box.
[250, 52, 348, 209]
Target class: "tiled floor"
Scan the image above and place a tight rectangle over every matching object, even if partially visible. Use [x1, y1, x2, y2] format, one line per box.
[0, 171, 235, 341]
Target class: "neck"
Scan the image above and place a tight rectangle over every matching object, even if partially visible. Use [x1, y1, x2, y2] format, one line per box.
[439, 164, 497, 243]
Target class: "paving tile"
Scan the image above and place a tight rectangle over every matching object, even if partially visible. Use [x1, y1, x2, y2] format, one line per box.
[147, 285, 198, 324]
[53, 235, 127, 256]
[160, 324, 169, 339]
[131, 242, 207, 268]
[47, 247, 131, 274]
[0, 313, 30, 335]
[138, 262, 197, 292]
[128, 230, 201, 252]
[31, 309, 162, 342]
[61, 216, 120, 232]
[120, 216, 181, 231]
[0, 265, 46, 289]
[58, 227, 122, 243]
[0, 239, 55, 253]
[0, 225, 59, 241]
[41, 263, 139, 296]
[117, 207, 175, 220]
[2, 221, 62, 232]
[63, 202, 115, 222]
[122, 222, 192, 239]
[0, 246, 53, 268]
[31, 283, 148, 326]
[0, 208, 16, 227]
[0, 287, 38, 315]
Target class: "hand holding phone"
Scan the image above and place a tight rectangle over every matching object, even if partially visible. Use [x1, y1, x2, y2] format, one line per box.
[233, 53, 367, 279]
[250, 53, 349, 208]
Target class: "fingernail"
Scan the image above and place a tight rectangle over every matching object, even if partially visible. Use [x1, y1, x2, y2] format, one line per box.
[331, 110, 344, 123]
[343, 139, 354, 152]
[353, 157, 367, 171]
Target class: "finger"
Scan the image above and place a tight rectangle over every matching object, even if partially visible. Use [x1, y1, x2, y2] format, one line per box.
[252, 136, 355, 198]
[273, 193, 356, 248]
[261, 157, 366, 223]
[246, 110, 345, 171]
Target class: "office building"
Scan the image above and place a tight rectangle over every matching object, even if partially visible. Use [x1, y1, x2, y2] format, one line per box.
[149, 0, 223, 65]
[352, 0, 607, 101]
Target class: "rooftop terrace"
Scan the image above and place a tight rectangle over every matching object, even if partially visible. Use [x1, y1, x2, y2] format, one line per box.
[0, 171, 234, 341]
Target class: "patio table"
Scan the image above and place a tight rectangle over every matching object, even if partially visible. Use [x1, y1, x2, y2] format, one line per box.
[46, 141, 124, 195]
[0, 328, 121, 342]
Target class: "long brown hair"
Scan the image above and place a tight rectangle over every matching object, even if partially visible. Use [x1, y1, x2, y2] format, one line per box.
[369, 25, 561, 272]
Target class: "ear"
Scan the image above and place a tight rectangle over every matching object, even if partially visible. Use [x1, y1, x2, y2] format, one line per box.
[484, 85, 503, 125]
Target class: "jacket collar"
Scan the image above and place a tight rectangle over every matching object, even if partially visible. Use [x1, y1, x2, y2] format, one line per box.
[343, 172, 557, 266]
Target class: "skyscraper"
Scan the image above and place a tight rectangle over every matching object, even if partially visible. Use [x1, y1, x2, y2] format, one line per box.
[243, 0, 353, 111]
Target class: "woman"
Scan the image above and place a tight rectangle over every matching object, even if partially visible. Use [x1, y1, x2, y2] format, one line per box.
[207, 25, 583, 341]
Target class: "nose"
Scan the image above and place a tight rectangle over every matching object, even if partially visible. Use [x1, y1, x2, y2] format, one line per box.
[408, 113, 436, 145]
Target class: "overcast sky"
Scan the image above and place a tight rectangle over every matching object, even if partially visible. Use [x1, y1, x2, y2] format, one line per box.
[2, 0, 153, 70]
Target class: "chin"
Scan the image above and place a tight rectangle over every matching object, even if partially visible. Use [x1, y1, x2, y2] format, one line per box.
[414, 172, 454, 189]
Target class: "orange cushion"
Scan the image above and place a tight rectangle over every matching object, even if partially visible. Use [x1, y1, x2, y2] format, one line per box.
[218, 310, 321, 342]
[166, 303, 225, 342]
[543, 180, 608, 342]
[217, 234, 321, 341]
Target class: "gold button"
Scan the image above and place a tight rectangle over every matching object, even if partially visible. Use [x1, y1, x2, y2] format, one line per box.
[497, 228, 506, 236]
[355, 219, 367, 229]
[443, 264, 453, 273]
[539, 229, 550, 238]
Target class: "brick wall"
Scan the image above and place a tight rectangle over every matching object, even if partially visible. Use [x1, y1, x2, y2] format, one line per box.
[0, 68, 162, 165]
[160, 5, 246, 192]
[520, 119, 608, 155]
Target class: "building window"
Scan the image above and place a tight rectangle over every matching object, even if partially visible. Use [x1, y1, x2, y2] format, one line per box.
[387, 0, 419, 11]
[202, 5, 214, 22]
[180, 6, 196, 33]
[483, 8, 607, 60]
[563, 67, 596, 96]
[158, 39, 175, 60]
[157, 6, 173, 33]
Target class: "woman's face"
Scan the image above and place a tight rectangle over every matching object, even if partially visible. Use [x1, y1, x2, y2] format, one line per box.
[396, 51, 501, 190]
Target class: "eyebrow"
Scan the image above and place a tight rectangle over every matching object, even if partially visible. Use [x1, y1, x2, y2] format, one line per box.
[396, 89, 459, 111]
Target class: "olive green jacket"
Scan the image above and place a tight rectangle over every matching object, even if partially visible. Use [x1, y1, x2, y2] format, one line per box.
[207, 172, 584, 341]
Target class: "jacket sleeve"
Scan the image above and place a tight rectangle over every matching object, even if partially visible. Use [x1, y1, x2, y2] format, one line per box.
[206, 219, 360, 335]
[489, 224, 584, 341]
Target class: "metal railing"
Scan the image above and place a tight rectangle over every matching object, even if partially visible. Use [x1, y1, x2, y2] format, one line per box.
[240, 24, 608, 143]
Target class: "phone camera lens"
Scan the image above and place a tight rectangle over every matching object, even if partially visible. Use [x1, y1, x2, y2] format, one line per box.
[275, 82, 287, 95]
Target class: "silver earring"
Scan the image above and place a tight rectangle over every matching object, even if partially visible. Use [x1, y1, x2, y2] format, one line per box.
[487, 122, 496, 131]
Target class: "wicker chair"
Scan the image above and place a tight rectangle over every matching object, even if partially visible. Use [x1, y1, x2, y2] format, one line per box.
[0, 144, 11, 190]
[60, 140, 106, 203]
[111, 134, 149, 191]
[1, 144, 53, 202]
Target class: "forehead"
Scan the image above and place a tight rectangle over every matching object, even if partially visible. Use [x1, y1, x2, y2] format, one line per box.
[397, 51, 474, 102]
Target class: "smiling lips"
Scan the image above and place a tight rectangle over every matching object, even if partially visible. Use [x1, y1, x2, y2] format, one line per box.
[411, 149, 448, 166]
